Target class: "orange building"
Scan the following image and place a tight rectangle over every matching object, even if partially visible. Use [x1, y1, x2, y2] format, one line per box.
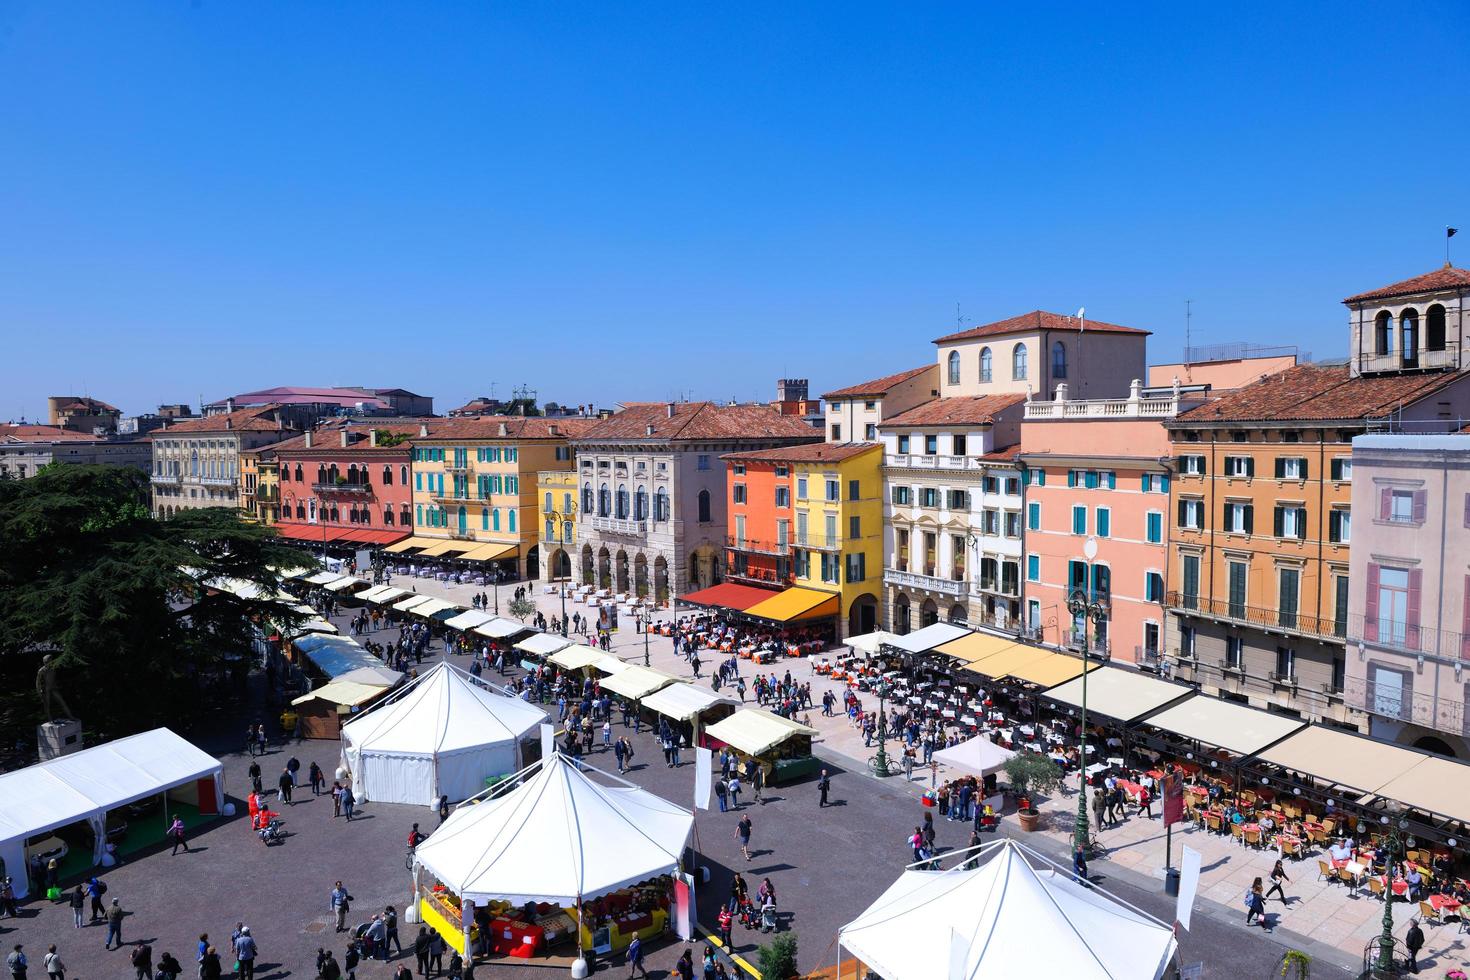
[724, 454, 793, 588]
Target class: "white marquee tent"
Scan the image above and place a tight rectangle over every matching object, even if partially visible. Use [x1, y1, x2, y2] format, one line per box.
[340, 662, 547, 805]
[414, 753, 693, 906]
[0, 729, 223, 899]
[932, 735, 1017, 779]
[840, 839, 1176, 980]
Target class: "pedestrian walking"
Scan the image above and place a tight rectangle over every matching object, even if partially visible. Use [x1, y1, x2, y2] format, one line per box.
[68, 887, 84, 929]
[41, 946, 62, 980]
[1264, 860, 1290, 902]
[156, 951, 182, 980]
[751, 763, 764, 804]
[331, 882, 352, 933]
[309, 762, 325, 796]
[413, 929, 430, 976]
[343, 943, 359, 980]
[1404, 917, 1424, 973]
[341, 785, 356, 820]
[1072, 845, 1088, 885]
[625, 934, 647, 978]
[727, 775, 742, 809]
[331, 782, 343, 817]
[384, 905, 402, 956]
[427, 934, 444, 977]
[278, 769, 293, 804]
[736, 814, 753, 861]
[169, 815, 190, 854]
[87, 877, 105, 921]
[233, 929, 257, 980]
[6, 946, 25, 980]
[318, 951, 340, 980]
[104, 899, 124, 950]
[131, 944, 152, 980]
[1244, 877, 1266, 927]
[198, 948, 221, 980]
[714, 778, 728, 812]
[437, 796, 450, 826]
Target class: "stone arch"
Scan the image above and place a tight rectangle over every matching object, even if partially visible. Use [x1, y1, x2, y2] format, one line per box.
[580, 544, 595, 585]
[1400, 307, 1420, 363]
[1374, 309, 1393, 355]
[654, 554, 670, 605]
[894, 593, 911, 634]
[524, 544, 540, 581]
[1411, 734, 1458, 759]
[615, 549, 630, 593]
[920, 597, 939, 628]
[1427, 304, 1447, 352]
[548, 547, 571, 580]
[948, 603, 967, 624]
[597, 546, 612, 589]
[947, 349, 961, 385]
[848, 592, 878, 637]
[634, 552, 649, 598]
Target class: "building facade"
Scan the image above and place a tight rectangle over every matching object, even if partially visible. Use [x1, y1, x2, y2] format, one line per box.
[822, 365, 938, 444]
[723, 442, 885, 637]
[879, 395, 1027, 633]
[0, 425, 150, 479]
[1345, 434, 1470, 759]
[1343, 266, 1470, 378]
[571, 402, 822, 602]
[272, 423, 420, 550]
[48, 396, 121, 433]
[932, 311, 1148, 402]
[537, 469, 579, 580]
[409, 417, 591, 580]
[149, 405, 294, 518]
[1019, 382, 1204, 665]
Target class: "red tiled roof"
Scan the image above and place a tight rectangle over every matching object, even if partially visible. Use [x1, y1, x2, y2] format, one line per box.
[151, 404, 293, 435]
[933, 310, 1150, 345]
[821, 365, 935, 400]
[271, 421, 440, 456]
[721, 442, 881, 464]
[413, 416, 598, 441]
[1171, 364, 1470, 424]
[575, 402, 823, 443]
[0, 424, 105, 443]
[981, 443, 1024, 461]
[52, 396, 120, 413]
[1343, 266, 1470, 304]
[880, 393, 1027, 427]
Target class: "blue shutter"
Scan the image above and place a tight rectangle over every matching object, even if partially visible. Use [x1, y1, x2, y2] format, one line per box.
[1160, 474, 1170, 493]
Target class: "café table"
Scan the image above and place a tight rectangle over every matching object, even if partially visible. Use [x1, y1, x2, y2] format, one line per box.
[1019, 724, 1036, 737]
[1429, 894, 1462, 917]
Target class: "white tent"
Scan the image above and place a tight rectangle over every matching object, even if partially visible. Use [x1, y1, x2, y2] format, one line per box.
[845, 630, 900, 655]
[640, 683, 738, 724]
[473, 618, 529, 641]
[443, 609, 495, 632]
[414, 753, 693, 906]
[840, 840, 1176, 980]
[932, 736, 1017, 778]
[358, 585, 409, 604]
[515, 632, 573, 658]
[0, 729, 223, 898]
[340, 662, 548, 805]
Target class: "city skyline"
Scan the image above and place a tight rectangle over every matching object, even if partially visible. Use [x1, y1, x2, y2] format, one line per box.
[4, 3, 1467, 418]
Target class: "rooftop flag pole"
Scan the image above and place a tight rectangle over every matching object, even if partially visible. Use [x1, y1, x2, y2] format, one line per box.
[1449, 226, 1458, 267]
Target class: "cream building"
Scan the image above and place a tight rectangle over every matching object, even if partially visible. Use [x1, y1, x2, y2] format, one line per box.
[933, 310, 1148, 401]
[149, 405, 294, 518]
[822, 365, 938, 444]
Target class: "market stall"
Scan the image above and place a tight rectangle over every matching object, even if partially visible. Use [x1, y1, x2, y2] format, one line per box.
[515, 632, 574, 663]
[291, 680, 396, 739]
[703, 708, 818, 784]
[639, 682, 738, 745]
[340, 662, 548, 804]
[412, 753, 693, 962]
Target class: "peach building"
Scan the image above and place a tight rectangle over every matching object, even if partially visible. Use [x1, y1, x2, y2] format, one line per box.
[933, 310, 1148, 402]
[1019, 381, 1205, 664]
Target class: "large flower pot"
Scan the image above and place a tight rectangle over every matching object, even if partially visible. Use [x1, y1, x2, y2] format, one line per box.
[1017, 808, 1042, 832]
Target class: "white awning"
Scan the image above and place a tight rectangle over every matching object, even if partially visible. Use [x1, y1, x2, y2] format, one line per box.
[547, 645, 605, 671]
[640, 683, 738, 723]
[1042, 668, 1196, 723]
[516, 633, 574, 658]
[393, 594, 435, 612]
[409, 598, 461, 619]
[1146, 697, 1306, 757]
[600, 666, 679, 701]
[703, 709, 815, 756]
[932, 736, 1017, 778]
[358, 585, 410, 604]
[473, 618, 530, 641]
[888, 622, 970, 654]
[443, 610, 496, 632]
[322, 576, 367, 593]
[303, 571, 342, 586]
[845, 630, 901, 655]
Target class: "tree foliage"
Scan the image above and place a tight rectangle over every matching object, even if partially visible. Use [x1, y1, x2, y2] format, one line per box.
[0, 465, 308, 751]
[507, 596, 536, 621]
[754, 933, 798, 979]
[1002, 753, 1065, 802]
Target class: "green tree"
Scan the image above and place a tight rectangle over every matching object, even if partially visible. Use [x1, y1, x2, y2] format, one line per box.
[754, 933, 798, 979]
[507, 596, 536, 621]
[1002, 753, 1065, 802]
[0, 465, 308, 749]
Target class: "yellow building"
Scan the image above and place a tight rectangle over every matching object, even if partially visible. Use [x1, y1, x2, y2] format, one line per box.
[537, 470, 578, 581]
[393, 417, 594, 580]
[723, 442, 884, 637]
[238, 446, 281, 524]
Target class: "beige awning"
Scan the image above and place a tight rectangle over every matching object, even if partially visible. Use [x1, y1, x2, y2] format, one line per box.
[516, 633, 574, 658]
[384, 536, 440, 554]
[409, 598, 461, 619]
[303, 571, 341, 585]
[1042, 668, 1197, 723]
[704, 709, 816, 757]
[933, 631, 1020, 664]
[291, 680, 388, 708]
[959, 645, 1049, 679]
[459, 542, 518, 563]
[392, 594, 435, 612]
[473, 618, 530, 640]
[416, 540, 474, 558]
[1371, 755, 1470, 824]
[640, 683, 738, 723]
[547, 645, 604, 671]
[1254, 726, 1428, 796]
[1145, 697, 1305, 757]
[600, 665, 679, 701]
[1005, 654, 1097, 688]
[322, 576, 368, 593]
[358, 585, 409, 604]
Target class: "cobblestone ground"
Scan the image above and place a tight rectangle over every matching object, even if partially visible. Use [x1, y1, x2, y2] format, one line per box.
[0, 573, 1437, 978]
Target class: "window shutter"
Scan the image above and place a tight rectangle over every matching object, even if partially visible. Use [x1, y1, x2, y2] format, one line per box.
[1160, 474, 1170, 493]
[1142, 474, 1151, 492]
[1403, 568, 1424, 650]
[1067, 470, 1077, 488]
[1296, 507, 1308, 538]
[1299, 458, 1308, 480]
[1106, 471, 1116, 489]
[1412, 490, 1427, 523]
[1273, 506, 1284, 538]
[1364, 563, 1380, 641]
[1379, 488, 1392, 520]
[1243, 505, 1254, 535]
[1328, 510, 1339, 541]
[1274, 458, 1285, 479]
[1178, 499, 1188, 527]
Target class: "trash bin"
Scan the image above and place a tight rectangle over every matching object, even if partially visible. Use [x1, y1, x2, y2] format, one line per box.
[1163, 867, 1180, 896]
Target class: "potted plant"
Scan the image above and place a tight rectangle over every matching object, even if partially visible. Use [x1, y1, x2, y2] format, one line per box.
[1003, 754, 1064, 832]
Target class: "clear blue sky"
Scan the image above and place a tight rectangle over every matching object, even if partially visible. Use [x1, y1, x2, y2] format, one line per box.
[3, 2, 1467, 419]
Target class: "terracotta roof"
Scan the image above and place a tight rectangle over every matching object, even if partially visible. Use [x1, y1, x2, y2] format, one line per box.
[51, 396, 119, 413]
[821, 365, 935, 400]
[880, 394, 1027, 427]
[1171, 364, 1470, 424]
[272, 422, 439, 456]
[150, 404, 293, 435]
[721, 442, 881, 464]
[0, 424, 105, 444]
[933, 310, 1150, 345]
[574, 402, 823, 443]
[981, 443, 1024, 461]
[1343, 265, 1470, 304]
[413, 416, 598, 441]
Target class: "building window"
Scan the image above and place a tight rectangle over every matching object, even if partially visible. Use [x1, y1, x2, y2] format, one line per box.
[892, 485, 911, 505]
[1366, 564, 1420, 649]
[1027, 501, 1041, 530]
[826, 479, 840, 502]
[831, 424, 842, 441]
[849, 479, 861, 500]
[775, 486, 789, 508]
[1275, 457, 1308, 480]
[979, 347, 992, 382]
[896, 435, 910, 454]
[1227, 561, 1247, 618]
[947, 350, 961, 385]
[796, 476, 809, 500]
[1071, 505, 1087, 535]
[732, 483, 746, 504]
[1178, 498, 1203, 530]
[1274, 504, 1307, 540]
[924, 434, 938, 455]
[1224, 455, 1254, 478]
[697, 489, 712, 523]
[865, 423, 876, 440]
[1095, 507, 1110, 538]
[1180, 625, 1196, 659]
[921, 487, 938, 508]
[1180, 454, 1205, 476]
[1224, 501, 1253, 534]
[697, 455, 710, 471]
[952, 434, 967, 456]
[1330, 457, 1352, 481]
[1011, 343, 1028, 380]
[1051, 341, 1067, 379]
[947, 489, 968, 510]
[1146, 511, 1163, 543]
[1275, 646, 1296, 682]
[1004, 511, 1020, 538]
[1380, 488, 1425, 525]
[845, 552, 866, 583]
[1027, 554, 1040, 582]
[655, 488, 669, 521]
[1226, 636, 1243, 669]
[635, 487, 648, 520]
[1278, 567, 1300, 628]
[1145, 571, 1164, 603]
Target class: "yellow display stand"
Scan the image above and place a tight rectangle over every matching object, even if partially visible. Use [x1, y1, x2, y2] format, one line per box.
[577, 907, 667, 953]
[419, 896, 476, 955]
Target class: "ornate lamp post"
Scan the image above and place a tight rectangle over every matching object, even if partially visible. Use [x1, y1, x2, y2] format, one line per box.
[1366, 813, 1416, 976]
[1067, 537, 1107, 856]
[869, 643, 899, 777]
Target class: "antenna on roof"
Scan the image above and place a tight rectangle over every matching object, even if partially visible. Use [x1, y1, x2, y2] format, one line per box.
[1184, 300, 1193, 369]
[956, 302, 968, 328]
[1076, 307, 1085, 333]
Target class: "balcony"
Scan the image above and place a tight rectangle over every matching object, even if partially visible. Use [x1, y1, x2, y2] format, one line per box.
[1166, 591, 1347, 644]
[1347, 613, 1470, 661]
[313, 481, 372, 496]
[150, 472, 180, 485]
[1357, 343, 1458, 376]
[728, 566, 793, 587]
[793, 534, 868, 553]
[200, 476, 237, 487]
[726, 535, 790, 556]
[884, 567, 967, 598]
[448, 528, 477, 541]
[1023, 384, 1194, 420]
[588, 515, 646, 536]
[1135, 646, 1164, 670]
[1064, 630, 1109, 658]
[884, 453, 982, 471]
[976, 575, 1021, 598]
[1344, 676, 1467, 736]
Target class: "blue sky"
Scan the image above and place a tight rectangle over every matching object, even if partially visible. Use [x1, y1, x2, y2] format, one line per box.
[3, 2, 1467, 419]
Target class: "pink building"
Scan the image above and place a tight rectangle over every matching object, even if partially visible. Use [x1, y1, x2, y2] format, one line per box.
[1018, 381, 1205, 664]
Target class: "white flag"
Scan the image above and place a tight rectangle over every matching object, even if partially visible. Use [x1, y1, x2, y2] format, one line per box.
[1175, 845, 1202, 931]
[694, 747, 712, 810]
[540, 723, 555, 763]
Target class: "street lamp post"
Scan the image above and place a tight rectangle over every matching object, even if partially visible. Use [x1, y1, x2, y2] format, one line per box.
[869, 644, 898, 777]
[1068, 536, 1107, 857]
[1367, 814, 1415, 975]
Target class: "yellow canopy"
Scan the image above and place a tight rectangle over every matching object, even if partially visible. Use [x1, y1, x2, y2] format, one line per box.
[704, 709, 816, 756]
[385, 536, 441, 554]
[416, 540, 475, 558]
[960, 645, 1049, 679]
[291, 680, 388, 708]
[933, 632, 1020, 664]
[743, 587, 840, 623]
[1004, 654, 1096, 688]
[458, 542, 518, 562]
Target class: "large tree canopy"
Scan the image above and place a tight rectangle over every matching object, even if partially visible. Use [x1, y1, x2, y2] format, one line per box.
[0, 464, 308, 750]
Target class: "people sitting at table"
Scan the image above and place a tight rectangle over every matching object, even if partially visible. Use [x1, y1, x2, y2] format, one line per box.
[1405, 865, 1425, 902]
[1328, 839, 1353, 863]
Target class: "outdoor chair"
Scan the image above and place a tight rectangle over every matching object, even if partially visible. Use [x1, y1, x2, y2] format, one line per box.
[1230, 822, 1245, 846]
[1367, 877, 1385, 900]
[1418, 901, 1442, 926]
[1317, 860, 1341, 885]
[1244, 827, 1261, 848]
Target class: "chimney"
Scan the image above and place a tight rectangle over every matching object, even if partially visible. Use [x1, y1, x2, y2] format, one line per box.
[645, 424, 655, 436]
[419, 424, 428, 437]
[226, 397, 235, 413]
[498, 422, 508, 437]
[225, 417, 233, 430]
[369, 428, 378, 447]
[548, 424, 559, 437]
[304, 430, 313, 448]
[340, 429, 349, 447]
[666, 403, 676, 418]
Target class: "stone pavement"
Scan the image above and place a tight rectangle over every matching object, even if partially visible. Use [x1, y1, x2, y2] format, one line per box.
[367, 570, 1470, 973]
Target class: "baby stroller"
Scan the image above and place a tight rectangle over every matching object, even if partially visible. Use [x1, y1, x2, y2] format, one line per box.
[737, 899, 759, 930]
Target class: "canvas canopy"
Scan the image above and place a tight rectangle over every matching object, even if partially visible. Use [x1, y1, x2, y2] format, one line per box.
[358, 585, 409, 604]
[384, 536, 440, 554]
[547, 645, 605, 671]
[845, 631, 900, 655]
[1372, 755, 1470, 825]
[932, 736, 1017, 778]
[335, 665, 405, 687]
[594, 654, 631, 675]
[934, 632, 1019, 665]
[959, 645, 1049, 680]
[887, 622, 969, 655]
[840, 840, 1176, 980]
[703, 709, 815, 756]
[600, 665, 678, 701]
[280, 618, 338, 639]
[393, 594, 435, 612]
[1043, 668, 1196, 724]
[293, 634, 387, 678]
[1003, 652, 1095, 688]
[408, 597, 461, 619]
[742, 586, 839, 623]
[473, 618, 529, 640]
[414, 754, 693, 906]
[458, 542, 517, 563]
[443, 609, 496, 632]
[640, 683, 738, 723]
[304, 571, 342, 585]
[515, 632, 574, 658]
[0, 729, 223, 899]
[1146, 697, 1305, 757]
[341, 662, 547, 805]
[293, 681, 388, 709]
[322, 576, 367, 593]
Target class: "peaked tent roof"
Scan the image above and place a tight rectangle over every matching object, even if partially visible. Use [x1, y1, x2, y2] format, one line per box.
[932, 735, 1017, 778]
[341, 662, 546, 759]
[413, 753, 694, 906]
[840, 840, 1176, 980]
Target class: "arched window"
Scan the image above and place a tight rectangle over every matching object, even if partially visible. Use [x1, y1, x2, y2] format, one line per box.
[655, 488, 669, 522]
[492, 508, 501, 531]
[583, 483, 594, 513]
[616, 484, 629, 519]
[190, 450, 199, 477]
[979, 347, 992, 382]
[509, 509, 516, 533]
[347, 464, 358, 484]
[1401, 308, 1420, 364]
[1427, 304, 1447, 352]
[947, 350, 961, 385]
[1011, 343, 1028, 380]
[296, 465, 304, 482]
[635, 487, 648, 521]
[544, 492, 553, 513]
[384, 506, 394, 525]
[697, 489, 712, 523]
[1051, 341, 1067, 379]
[1375, 310, 1394, 355]
[382, 465, 393, 485]
[457, 505, 467, 533]
[329, 506, 339, 522]
[481, 507, 489, 530]
[598, 483, 610, 517]
[399, 465, 408, 485]
[317, 465, 327, 484]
